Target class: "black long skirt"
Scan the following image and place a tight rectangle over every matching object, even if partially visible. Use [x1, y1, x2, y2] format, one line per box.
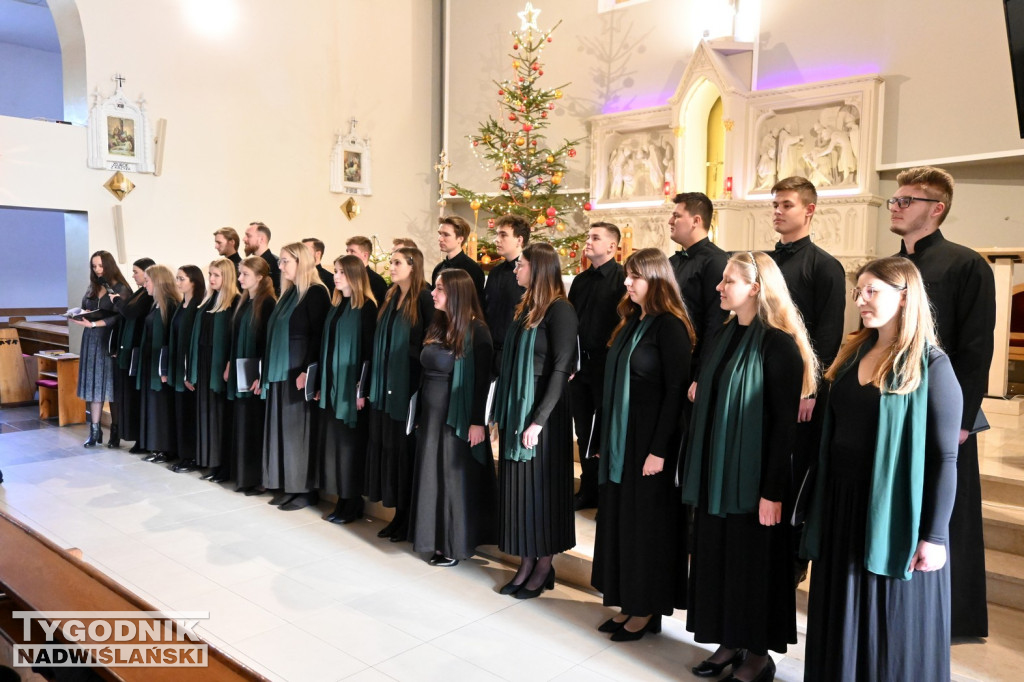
[408, 372, 497, 560]
[195, 354, 229, 469]
[804, 447, 951, 681]
[365, 408, 415, 509]
[113, 366, 141, 441]
[948, 434, 988, 638]
[317, 407, 368, 499]
[497, 379, 575, 558]
[138, 382, 175, 454]
[232, 396, 265, 490]
[174, 390, 197, 460]
[263, 376, 315, 493]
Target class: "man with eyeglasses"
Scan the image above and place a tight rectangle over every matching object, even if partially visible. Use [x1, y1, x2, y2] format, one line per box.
[768, 176, 847, 588]
[891, 165, 995, 639]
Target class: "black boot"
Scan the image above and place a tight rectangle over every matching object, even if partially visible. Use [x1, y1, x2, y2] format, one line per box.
[83, 423, 103, 448]
[106, 424, 120, 448]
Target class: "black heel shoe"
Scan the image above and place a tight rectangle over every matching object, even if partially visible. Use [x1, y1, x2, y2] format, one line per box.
[499, 577, 525, 595]
[597, 616, 628, 633]
[610, 614, 661, 642]
[106, 424, 120, 448]
[692, 648, 747, 677]
[513, 568, 555, 600]
[83, 423, 102, 448]
[377, 520, 396, 538]
[723, 657, 773, 682]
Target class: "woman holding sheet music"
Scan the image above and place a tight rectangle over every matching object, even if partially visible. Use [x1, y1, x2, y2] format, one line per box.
[365, 247, 434, 542]
[111, 257, 155, 452]
[227, 257, 277, 494]
[166, 265, 204, 470]
[136, 265, 181, 460]
[314, 255, 377, 525]
[71, 250, 131, 448]
[408, 269, 496, 566]
[261, 243, 330, 511]
[188, 258, 240, 482]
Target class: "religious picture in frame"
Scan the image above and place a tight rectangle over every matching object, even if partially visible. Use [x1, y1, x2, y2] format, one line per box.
[330, 120, 373, 195]
[87, 74, 155, 173]
[106, 117, 136, 158]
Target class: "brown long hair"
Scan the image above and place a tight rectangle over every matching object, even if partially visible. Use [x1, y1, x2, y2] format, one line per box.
[235, 256, 277, 328]
[88, 250, 130, 298]
[514, 242, 566, 328]
[608, 248, 696, 348]
[727, 251, 819, 397]
[145, 265, 181, 325]
[332, 254, 374, 309]
[425, 269, 484, 358]
[825, 257, 936, 394]
[379, 247, 426, 326]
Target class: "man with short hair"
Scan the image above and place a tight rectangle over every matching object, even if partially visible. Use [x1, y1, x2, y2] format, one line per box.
[346, 235, 388, 304]
[483, 215, 529, 375]
[667, 192, 729, 376]
[568, 222, 626, 510]
[433, 216, 485, 302]
[302, 237, 334, 292]
[244, 221, 280, 294]
[892, 165, 995, 638]
[768, 176, 846, 586]
[393, 237, 418, 250]
[213, 227, 242, 267]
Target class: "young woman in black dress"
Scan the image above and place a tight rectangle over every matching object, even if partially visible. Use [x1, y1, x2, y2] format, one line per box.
[802, 257, 960, 682]
[365, 247, 434, 541]
[70, 250, 131, 447]
[314, 255, 377, 524]
[680, 252, 817, 682]
[591, 248, 695, 641]
[188, 258, 240, 482]
[111, 257, 154, 453]
[494, 242, 578, 599]
[136, 265, 182, 461]
[227, 257, 276, 494]
[166, 265, 204, 470]
[408, 268, 496, 566]
[262, 242, 331, 511]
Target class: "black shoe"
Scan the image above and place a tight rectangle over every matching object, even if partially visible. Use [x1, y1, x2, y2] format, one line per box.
[170, 459, 196, 472]
[199, 471, 215, 481]
[106, 424, 120, 448]
[83, 423, 103, 448]
[498, 578, 525, 596]
[610, 614, 661, 642]
[269, 492, 291, 506]
[209, 471, 230, 484]
[693, 649, 747, 677]
[513, 568, 556, 600]
[128, 443, 147, 454]
[723, 657, 774, 682]
[150, 453, 171, 464]
[143, 453, 158, 462]
[428, 554, 459, 567]
[279, 493, 314, 511]
[242, 486, 266, 496]
[573, 492, 597, 510]
[597, 616, 628, 633]
[377, 520, 395, 538]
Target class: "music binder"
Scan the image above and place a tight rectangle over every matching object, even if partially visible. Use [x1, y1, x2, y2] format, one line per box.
[484, 379, 499, 425]
[158, 347, 169, 378]
[304, 362, 319, 401]
[356, 361, 370, 399]
[128, 348, 140, 377]
[406, 391, 419, 435]
[236, 358, 261, 393]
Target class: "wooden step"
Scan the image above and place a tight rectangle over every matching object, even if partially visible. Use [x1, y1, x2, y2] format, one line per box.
[983, 502, 1024, 556]
[986, 548, 1024, 612]
[982, 473, 1024, 508]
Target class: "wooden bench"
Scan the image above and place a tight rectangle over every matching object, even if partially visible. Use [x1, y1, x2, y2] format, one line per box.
[9, 319, 70, 356]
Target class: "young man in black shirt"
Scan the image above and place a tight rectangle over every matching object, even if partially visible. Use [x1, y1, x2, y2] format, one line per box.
[345, 235, 389, 304]
[483, 215, 529, 375]
[302, 237, 335, 292]
[244, 221, 280, 294]
[433, 216, 485, 303]
[213, 226, 242, 268]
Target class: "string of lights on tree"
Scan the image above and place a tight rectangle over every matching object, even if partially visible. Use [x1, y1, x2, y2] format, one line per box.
[439, 3, 595, 273]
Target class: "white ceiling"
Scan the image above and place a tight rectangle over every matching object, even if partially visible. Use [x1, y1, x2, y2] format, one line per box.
[0, 0, 60, 53]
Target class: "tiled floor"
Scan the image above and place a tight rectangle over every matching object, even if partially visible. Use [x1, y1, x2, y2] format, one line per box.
[0, 403, 1021, 681]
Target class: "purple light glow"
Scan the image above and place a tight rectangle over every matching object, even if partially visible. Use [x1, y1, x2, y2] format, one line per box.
[756, 63, 881, 91]
[601, 91, 674, 114]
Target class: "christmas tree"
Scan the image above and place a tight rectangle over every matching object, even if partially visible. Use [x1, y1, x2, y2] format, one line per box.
[443, 2, 591, 273]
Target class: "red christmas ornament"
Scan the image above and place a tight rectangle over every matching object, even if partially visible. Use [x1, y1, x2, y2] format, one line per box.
[541, 111, 548, 119]
[472, 140, 479, 146]
[569, 250, 577, 259]
[546, 207, 558, 217]
[548, 103, 555, 110]
[508, 113, 517, 121]
[536, 177, 544, 184]
[571, 242, 579, 250]
[518, 77, 525, 83]
[513, 43, 519, 50]
[502, 171, 511, 180]
[547, 37, 553, 43]
[531, 63, 540, 71]
[500, 182, 510, 191]
[447, 188, 456, 196]
[498, 89, 504, 96]
[531, 139, 538, 146]
[568, 148, 577, 158]
[538, 70, 544, 76]
[522, 124, 533, 132]
[546, 217, 556, 227]
[511, 163, 522, 173]
[488, 218, 495, 228]
[583, 201, 593, 211]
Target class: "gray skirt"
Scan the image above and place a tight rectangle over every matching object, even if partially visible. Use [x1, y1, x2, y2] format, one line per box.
[77, 326, 116, 402]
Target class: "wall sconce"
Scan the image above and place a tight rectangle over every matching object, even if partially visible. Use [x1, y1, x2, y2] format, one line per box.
[104, 172, 135, 201]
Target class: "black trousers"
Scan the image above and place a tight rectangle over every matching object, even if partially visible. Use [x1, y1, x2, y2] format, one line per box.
[570, 357, 605, 501]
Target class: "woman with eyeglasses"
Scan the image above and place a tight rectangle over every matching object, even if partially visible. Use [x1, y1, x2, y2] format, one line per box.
[494, 242, 578, 599]
[366, 247, 434, 541]
[70, 250, 132, 448]
[801, 257, 960, 682]
[227, 257, 277, 494]
[408, 268, 496, 567]
[186, 258, 240, 482]
[262, 243, 331, 511]
[680, 252, 816, 682]
[590, 248, 695, 641]
[314, 255, 377, 525]
[136, 265, 182, 461]
[111, 257, 155, 452]
[165, 265, 205, 469]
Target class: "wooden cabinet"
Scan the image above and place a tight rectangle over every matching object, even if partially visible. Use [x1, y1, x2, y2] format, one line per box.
[35, 352, 86, 426]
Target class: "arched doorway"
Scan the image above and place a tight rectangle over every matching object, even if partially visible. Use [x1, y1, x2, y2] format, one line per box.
[676, 78, 723, 197]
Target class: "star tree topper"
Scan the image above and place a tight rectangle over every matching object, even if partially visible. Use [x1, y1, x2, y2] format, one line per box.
[518, 2, 541, 31]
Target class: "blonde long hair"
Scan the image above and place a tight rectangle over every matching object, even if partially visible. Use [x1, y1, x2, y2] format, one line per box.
[825, 257, 937, 394]
[205, 258, 240, 313]
[280, 241, 328, 301]
[728, 251, 819, 397]
[146, 265, 181, 325]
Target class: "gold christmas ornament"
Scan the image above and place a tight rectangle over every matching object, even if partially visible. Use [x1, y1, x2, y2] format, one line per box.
[558, 247, 567, 256]
[103, 172, 135, 201]
[554, 89, 563, 99]
[551, 174, 562, 185]
[535, 214, 546, 225]
[522, 189, 532, 199]
[470, 199, 481, 210]
[556, 222, 566, 231]
[546, 155, 555, 163]
[341, 197, 361, 220]
[516, 137, 526, 146]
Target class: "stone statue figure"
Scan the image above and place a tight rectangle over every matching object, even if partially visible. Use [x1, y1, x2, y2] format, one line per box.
[754, 127, 780, 190]
[776, 125, 804, 180]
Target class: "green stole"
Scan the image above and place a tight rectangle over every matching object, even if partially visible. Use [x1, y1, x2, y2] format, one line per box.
[801, 342, 931, 580]
[494, 314, 538, 462]
[318, 301, 362, 426]
[187, 297, 233, 394]
[680, 317, 767, 516]
[599, 314, 654, 484]
[228, 299, 265, 400]
[116, 290, 148, 370]
[167, 299, 198, 392]
[262, 287, 301, 388]
[368, 295, 412, 422]
[447, 327, 489, 465]
[138, 303, 176, 392]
